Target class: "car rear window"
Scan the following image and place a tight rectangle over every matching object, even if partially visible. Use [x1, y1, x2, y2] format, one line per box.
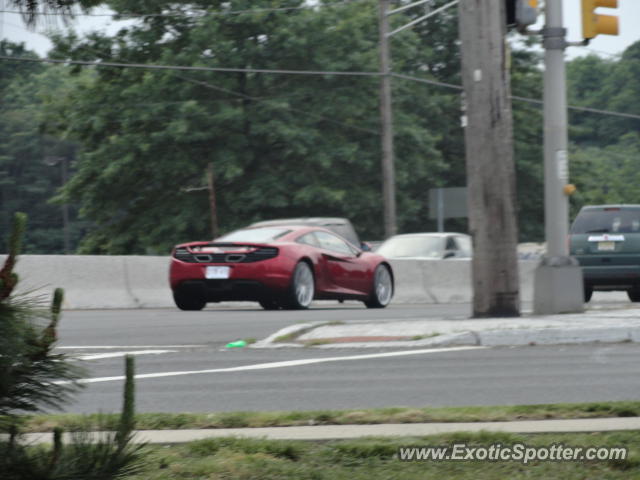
[216, 228, 291, 243]
[571, 208, 640, 234]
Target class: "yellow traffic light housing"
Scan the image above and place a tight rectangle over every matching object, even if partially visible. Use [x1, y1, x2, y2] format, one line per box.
[506, 0, 538, 30]
[581, 0, 619, 40]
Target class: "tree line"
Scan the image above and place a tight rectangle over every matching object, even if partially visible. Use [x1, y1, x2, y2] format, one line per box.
[1, 0, 639, 254]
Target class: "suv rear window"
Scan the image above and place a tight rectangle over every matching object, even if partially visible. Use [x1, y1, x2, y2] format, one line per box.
[571, 208, 640, 234]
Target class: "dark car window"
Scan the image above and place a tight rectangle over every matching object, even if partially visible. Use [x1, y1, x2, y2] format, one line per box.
[445, 237, 457, 251]
[455, 236, 472, 257]
[296, 232, 321, 248]
[571, 209, 640, 234]
[315, 231, 355, 255]
[217, 228, 291, 243]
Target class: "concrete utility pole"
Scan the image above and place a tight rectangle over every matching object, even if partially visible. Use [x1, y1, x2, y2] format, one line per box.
[378, 0, 397, 239]
[458, 0, 520, 317]
[532, 0, 584, 314]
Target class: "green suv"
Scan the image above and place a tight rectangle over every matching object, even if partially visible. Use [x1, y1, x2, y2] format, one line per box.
[570, 205, 640, 302]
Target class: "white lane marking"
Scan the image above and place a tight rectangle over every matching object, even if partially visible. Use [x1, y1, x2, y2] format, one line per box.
[58, 345, 206, 350]
[76, 350, 178, 361]
[57, 346, 485, 385]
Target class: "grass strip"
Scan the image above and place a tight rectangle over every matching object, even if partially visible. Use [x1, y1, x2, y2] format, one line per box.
[21, 400, 640, 433]
[121, 431, 640, 479]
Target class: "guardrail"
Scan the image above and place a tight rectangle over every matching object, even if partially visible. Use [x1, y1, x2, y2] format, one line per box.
[1, 255, 545, 309]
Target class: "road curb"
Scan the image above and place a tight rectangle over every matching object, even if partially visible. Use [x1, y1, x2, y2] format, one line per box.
[252, 315, 640, 349]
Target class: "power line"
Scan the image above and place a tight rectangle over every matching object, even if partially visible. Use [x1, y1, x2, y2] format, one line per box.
[6, 22, 381, 136]
[0, 54, 383, 77]
[394, 73, 640, 121]
[2, 54, 639, 122]
[391, 72, 462, 91]
[168, 73, 379, 135]
[565, 104, 640, 121]
[0, 0, 371, 19]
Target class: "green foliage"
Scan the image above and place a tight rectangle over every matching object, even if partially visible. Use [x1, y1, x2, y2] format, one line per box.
[0, 357, 146, 480]
[0, 41, 85, 253]
[125, 431, 640, 480]
[0, 214, 83, 417]
[7, 0, 102, 26]
[42, 0, 549, 248]
[0, 216, 145, 479]
[567, 44, 640, 217]
[4, 5, 640, 249]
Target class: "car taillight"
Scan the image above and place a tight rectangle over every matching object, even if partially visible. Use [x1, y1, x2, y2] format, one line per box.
[174, 248, 192, 261]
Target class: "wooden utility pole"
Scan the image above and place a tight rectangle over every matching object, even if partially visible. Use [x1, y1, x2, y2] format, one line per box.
[379, 0, 397, 239]
[206, 163, 219, 239]
[458, 0, 520, 317]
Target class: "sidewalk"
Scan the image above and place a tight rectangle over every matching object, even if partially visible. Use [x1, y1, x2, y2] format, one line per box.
[21, 417, 640, 444]
[252, 305, 640, 348]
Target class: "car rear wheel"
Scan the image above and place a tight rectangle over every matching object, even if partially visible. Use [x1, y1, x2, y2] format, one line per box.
[259, 299, 281, 310]
[364, 264, 393, 309]
[584, 286, 593, 303]
[627, 288, 640, 302]
[173, 290, 206, 311]
[283, 261, 314, 310]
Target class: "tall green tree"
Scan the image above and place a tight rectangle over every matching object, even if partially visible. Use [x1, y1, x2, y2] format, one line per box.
[32, 0, 549, 250]
[0, 41, 84, 253]
[567, 41, 640, 216]
[49, 0, 453, 252]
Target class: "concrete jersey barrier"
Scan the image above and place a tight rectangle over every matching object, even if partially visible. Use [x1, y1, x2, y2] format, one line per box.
[389, 258, 538, 304]
[0, 254, 551, 309]
[2, 255, 171, 310]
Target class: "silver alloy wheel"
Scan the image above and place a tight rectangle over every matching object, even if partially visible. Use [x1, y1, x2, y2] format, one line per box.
[294, 262, 314, 307]
[374, 266, 393, 306]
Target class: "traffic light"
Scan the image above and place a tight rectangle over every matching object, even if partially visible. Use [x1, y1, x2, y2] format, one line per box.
[506, 0, 538, 29]
[581, 0, 619, 40]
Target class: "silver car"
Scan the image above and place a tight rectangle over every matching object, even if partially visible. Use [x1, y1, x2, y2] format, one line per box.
[376, 233, 472, 259]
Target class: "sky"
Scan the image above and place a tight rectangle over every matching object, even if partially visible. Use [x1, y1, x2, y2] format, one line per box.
[1, 1, 639, 59]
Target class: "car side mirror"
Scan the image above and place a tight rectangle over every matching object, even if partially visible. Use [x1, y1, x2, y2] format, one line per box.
[360, 242, 372, 252]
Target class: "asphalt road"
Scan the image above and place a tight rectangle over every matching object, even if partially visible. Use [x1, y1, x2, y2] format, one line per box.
[53, 303, 640, 414]
[57, 303, 473, 349]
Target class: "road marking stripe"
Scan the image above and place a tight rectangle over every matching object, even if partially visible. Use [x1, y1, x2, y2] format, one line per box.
[57, 345, 206, 350]
[57, 346, 485, 385]
[75, 350, 178, 361]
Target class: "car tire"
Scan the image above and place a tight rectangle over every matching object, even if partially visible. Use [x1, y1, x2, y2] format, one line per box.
[364, 264, 393, 309]
[173, 290, 206, 311]
[282, 261, 315, 310]
[627, 288, 640, 302]
[259, 299, 281, 310]
[584, 286, 593, 303]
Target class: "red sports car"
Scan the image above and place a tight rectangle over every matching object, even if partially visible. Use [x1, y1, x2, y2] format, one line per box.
[169, 225, 394, 310]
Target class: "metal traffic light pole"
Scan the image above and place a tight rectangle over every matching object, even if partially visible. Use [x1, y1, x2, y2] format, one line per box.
[532, 0, 584, 314]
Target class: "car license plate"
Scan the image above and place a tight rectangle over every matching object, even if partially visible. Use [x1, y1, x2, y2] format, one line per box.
[205, 266, 230, 279]
[597, 241, 615, 251]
